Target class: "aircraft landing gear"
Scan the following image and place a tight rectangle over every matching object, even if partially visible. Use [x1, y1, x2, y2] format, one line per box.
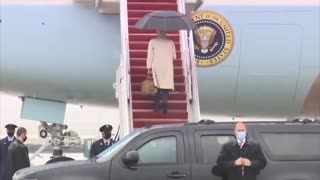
[30, 122, 81, 164]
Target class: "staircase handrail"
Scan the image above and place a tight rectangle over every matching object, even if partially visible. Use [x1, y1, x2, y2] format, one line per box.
[177, 0, 201, 122]
[177, 0, 190, 102]
[187, 31, 201, 122]
[119, 0, 133, 136]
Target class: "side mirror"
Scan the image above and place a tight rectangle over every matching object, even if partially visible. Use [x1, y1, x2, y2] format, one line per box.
[122, 151, 139, 168]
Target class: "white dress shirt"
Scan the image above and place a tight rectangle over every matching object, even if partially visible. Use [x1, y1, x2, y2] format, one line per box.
[8, 136, 14, 142]
[237, 138, 246, 149]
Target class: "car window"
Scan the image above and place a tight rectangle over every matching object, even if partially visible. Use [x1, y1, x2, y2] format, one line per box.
[260, 133, 320, 160]
[137, 136, 177, 164]
[200, 135, 236, 163]
[97, 130, 142, 162]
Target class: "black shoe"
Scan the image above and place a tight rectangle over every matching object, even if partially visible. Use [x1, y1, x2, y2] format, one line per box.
[162, 106, 168, 114]
[154, 107, 159, 112]
[153, 104, 160, 112]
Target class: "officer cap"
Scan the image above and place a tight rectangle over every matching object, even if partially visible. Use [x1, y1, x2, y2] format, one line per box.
[5, 124, 17, 131]
[99, 124, 113, 133]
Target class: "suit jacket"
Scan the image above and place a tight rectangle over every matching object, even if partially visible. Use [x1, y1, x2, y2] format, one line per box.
[6, 139, 30, 180]
[89, 138, 115, 158]
[0, 137, 16, 180]
[216, 141, 267, 180]
[212, 165, 227, 180]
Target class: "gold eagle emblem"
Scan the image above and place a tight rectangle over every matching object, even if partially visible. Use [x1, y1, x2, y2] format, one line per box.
[194, 26, 219, 54]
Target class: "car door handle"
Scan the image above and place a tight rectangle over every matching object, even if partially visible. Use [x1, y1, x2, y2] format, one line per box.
[167, 172, 186, 179]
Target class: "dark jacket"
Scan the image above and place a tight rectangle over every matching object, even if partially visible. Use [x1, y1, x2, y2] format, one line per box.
[7, 139, 30, 180]
[89, 138, 115, 158]
[0, 137, 16, 180]
[216, 141, 267, 180]
[212, 165, 227, 180]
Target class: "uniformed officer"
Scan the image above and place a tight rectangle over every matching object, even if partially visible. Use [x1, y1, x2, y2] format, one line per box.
[0, 124, 17, 180]
[89, 125, 115, 158]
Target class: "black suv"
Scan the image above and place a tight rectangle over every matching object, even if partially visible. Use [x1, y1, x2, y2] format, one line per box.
[14, 121, 320, 180]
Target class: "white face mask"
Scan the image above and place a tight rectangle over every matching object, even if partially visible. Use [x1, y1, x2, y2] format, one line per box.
[237, 131, 247, 141]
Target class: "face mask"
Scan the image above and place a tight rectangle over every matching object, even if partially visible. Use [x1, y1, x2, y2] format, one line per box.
[7, 132, 15, 137]
[103, 132, 111, 139]
[23, 136, 27, 142]
[237, 131, 246, 141]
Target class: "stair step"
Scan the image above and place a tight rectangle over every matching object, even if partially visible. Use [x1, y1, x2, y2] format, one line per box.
[133, 110, 188, 119]
[130, 57, 182, 61]
[128, 18, 143, 26]
[129, 41, 180, 50]
[130, 67, 184, 76]
[132, 101, 187, 110]
[133, 119, 188, 128]
[128, 0, 177, 3]
[130, 58, 182, 66]
[129, 34, 180, 42]
[129, 26, 156, 34]
[131, 83, 186, 92]
[127, 2, 178, 11]
[132, 92, 187, 100]
[128, 10, 155, 18]
[129, 50, 181, 59]
[131, 75, 185, 83]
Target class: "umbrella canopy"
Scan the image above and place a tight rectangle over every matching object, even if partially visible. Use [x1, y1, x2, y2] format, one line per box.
[135, 11, 197, 31]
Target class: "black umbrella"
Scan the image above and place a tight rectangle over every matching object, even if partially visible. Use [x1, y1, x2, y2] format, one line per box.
[135, 11, 197, 31]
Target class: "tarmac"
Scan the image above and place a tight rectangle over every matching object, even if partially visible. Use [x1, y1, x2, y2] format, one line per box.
[26, 144, 86, 166]
[30, 153, 86, 166]
[26, 144, 84, 153]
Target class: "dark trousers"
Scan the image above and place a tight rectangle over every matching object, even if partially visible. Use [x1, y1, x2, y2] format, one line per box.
[154, 89, 170, 113]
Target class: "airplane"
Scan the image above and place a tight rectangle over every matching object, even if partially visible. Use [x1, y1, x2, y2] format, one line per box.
[0, 0, 319, 161]
[1, 0, 319, 118]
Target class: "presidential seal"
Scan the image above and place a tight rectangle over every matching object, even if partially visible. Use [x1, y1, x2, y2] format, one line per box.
[191, 11, 235, 67]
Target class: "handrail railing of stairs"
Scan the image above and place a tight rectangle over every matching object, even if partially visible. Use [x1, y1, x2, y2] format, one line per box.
[116, 0, 132, 137]
[177, 0, 201, 122]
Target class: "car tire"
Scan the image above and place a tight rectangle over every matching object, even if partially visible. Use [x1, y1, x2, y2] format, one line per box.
[45, 157, 74, 164]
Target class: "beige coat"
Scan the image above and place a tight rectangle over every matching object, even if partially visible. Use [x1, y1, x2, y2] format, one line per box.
[147, 38, 176, 90]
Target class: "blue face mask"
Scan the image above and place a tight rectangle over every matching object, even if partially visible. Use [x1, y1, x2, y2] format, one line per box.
[237, 131, 247, 141]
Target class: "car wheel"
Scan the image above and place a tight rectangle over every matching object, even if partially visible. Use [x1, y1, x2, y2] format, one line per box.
[45, 157, 74, 164]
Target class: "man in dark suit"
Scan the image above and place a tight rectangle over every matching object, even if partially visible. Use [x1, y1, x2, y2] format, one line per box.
[0, 124, 17, 180]
[216, 122, 267, 180]
[7, 127, 30, 180]
[89, 124, 115, 158]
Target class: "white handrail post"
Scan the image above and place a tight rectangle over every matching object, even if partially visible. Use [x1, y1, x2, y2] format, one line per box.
[178, 0, 191, 121]
[177, 0, 201, 122]
[119, 0, 133, 137]
[188, 31, 201, 122]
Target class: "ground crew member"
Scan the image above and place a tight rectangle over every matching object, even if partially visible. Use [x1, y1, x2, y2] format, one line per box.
[0, 124, 17, 180]
[89, 124, 115, 158]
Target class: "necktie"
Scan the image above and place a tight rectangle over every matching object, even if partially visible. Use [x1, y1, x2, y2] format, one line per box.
[242, 166, 244, 176]
[239, 141, 245, 176]
[239, 141, 244, 149]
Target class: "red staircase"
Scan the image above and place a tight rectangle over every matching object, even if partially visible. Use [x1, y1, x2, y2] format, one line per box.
[127, 0, 189, 128]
